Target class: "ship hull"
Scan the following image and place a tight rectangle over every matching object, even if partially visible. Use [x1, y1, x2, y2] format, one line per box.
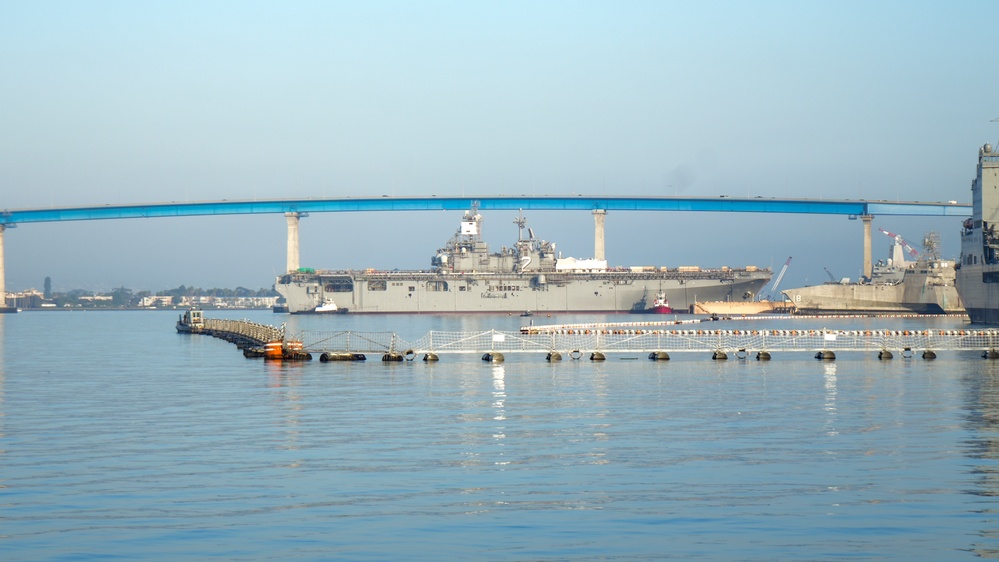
[275, 271, 770, 314]
[956, 265, 999, 324]
[782, 275, 963, 315]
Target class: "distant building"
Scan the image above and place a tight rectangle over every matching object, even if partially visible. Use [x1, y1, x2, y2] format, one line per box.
[140, 295, 176, 308]
[140, 295, 279, 309]
[9, 289, 43, 309]
[77, 295, 113, 302]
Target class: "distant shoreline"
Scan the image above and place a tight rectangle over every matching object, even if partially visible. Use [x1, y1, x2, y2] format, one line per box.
[16, 307, 275, 312]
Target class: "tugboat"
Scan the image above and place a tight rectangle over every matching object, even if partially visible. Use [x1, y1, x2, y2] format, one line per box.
[176, 308, 205, 333]
[643, 292, 673, 314]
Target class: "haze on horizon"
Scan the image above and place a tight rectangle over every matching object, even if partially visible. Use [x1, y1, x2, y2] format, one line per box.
[2, 1, 996, 294]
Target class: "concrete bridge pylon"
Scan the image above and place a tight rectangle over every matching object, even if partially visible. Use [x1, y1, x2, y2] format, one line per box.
[862, 214, 873, 281]
[593, 209, 606, 261]
[285, 212, 304, 273]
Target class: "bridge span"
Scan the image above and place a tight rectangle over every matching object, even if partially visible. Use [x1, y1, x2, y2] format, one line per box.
[0, 195, 970, 309]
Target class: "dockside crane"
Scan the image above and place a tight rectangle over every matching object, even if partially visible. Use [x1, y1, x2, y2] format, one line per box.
[878, 228, 920, 259]
[759, 257, 792, 301]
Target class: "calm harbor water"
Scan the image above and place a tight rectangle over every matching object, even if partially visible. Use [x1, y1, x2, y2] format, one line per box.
[1, 310, 998, 560]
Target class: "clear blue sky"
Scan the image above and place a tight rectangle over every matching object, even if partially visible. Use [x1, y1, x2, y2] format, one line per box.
[1, 1, 995, 293]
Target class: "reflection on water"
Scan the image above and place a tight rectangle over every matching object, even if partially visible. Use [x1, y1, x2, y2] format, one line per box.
[491, 365, 507, 465]
[0, 315, 4, 452]
[964, 360, 999, 558]
[824, 362, 838, 436]
[2, 311, 999, 560]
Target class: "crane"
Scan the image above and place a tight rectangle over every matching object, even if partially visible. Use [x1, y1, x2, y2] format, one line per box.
[823, 267, 837, 282]
[760, 257, 791, 301]
[878, 228, 920, 259]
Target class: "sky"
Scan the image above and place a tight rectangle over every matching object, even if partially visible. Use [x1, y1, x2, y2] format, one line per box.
[1, 1, 997, 294]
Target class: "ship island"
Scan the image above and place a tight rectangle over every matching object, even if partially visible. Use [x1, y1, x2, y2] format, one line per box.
[274, 206, 772, 314]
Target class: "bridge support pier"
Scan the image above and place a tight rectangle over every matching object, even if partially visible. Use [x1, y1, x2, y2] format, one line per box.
[861, 215, 873, 281]
[593, 209, 606, 261]
[285, 212, 304, 273]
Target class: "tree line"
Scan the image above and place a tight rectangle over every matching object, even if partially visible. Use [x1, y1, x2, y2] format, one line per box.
[37, 277, 278, 308]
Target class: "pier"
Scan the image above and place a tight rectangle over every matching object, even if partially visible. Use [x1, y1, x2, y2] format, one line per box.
[199, 317, 284, 347]
[181, 315, 999, 362]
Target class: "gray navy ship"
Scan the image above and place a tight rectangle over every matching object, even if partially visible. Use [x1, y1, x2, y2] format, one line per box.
[274, 207, 772, 314]
[956, 142, 999, 323]
[781, 231, 963, 315]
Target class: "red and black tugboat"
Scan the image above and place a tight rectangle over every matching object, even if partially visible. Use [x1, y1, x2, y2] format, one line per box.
[643, 291, 673, 314]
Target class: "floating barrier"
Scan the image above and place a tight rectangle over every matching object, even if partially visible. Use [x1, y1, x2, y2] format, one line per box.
[320, 352, 366, 362]
[179, 315, 999, 362]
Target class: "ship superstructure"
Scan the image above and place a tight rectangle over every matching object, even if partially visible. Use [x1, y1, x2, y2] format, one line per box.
[275, 207, 772, 314]
[956, 142, 999, 323]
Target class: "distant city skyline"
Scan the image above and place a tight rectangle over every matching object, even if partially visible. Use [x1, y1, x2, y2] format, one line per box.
[2, 1, 996, 292]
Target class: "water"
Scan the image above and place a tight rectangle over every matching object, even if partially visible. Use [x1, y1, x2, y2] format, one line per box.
[2, 310, 998, 560]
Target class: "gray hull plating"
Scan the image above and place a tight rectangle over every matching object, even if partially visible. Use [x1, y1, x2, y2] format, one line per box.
[956, 143, 999, 324]
[276, 270, 770, 314]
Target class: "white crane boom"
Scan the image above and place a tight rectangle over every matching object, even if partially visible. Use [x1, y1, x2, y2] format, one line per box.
[762, 257, 792, 301]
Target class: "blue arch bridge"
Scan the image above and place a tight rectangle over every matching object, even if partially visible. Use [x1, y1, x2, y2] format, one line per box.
[0, 195, 969, 309]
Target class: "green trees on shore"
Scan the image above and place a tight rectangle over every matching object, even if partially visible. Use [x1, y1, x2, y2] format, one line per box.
[29, 284, 278, 309]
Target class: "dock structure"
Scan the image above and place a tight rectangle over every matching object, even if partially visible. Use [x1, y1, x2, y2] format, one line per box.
[201, 318, 284, 347]
[179, 315, 999, 361]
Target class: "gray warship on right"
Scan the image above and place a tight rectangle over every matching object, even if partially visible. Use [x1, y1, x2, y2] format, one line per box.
[781, 230, 964, 315]
[956, 142, 999, 323]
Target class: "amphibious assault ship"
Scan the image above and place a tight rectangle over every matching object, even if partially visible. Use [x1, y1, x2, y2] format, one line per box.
[956, 142, 999, 323]
[782, 232, 963, 315]
[274, 207, 771, 314]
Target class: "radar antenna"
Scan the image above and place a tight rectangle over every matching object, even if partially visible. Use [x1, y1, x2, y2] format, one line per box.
[513, 209, 527, 240]
[921, 232, 941, 261]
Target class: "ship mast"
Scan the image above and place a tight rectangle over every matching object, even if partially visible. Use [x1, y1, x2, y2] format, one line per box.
[514, 209, 527, 241]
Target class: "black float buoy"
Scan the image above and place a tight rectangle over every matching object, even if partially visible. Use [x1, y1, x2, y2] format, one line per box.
[482, 352, 504, 363]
